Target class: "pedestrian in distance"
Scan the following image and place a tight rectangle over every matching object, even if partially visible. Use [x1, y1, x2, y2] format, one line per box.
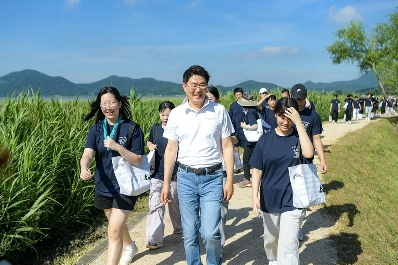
[146, 101, 182, 250]
[353, 96, 362, 120]
[207, 85, 239, 247]
[257, 88, 270, 111]
[281, 88, 290, 98]
[80, 87, 144, 265]
[364, 93, 374, 120]
[250, 97, 314, 265]
[344, 94, 354, 124]
[237, 94, 260, 188]
[161, 65, 235, 265]
[228, 86, 246, 163]
[330, 94, 340, 124]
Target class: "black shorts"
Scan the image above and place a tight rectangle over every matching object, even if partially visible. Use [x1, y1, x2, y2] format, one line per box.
[94, 193, 137, 211]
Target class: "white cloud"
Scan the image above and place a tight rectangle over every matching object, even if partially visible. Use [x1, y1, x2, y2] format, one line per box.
[64, 0, 80, 10]
[244, 46, 299, 59]
[329, 6, 362, 23]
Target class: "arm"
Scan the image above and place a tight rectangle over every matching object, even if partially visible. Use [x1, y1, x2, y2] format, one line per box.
[330, 103, 333, 112]
[80, 148, 95, 180]
[337, 103, 341, 112]
[251, 168, 262, 216]
[161, 139, 178, 205]
[104, 137, 142, 166]
[257, 94, 271, 111]
[222, 136, 234, 202]
[240, 122, 258, 131]
[313, 134, 327, 174]
[285, 107, 314, 158]
[147, 141, 157, 151]
[240, 109, 259, 131]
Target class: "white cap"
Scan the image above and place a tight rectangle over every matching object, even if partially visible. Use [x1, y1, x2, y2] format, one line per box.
[259, 88, 268, 94]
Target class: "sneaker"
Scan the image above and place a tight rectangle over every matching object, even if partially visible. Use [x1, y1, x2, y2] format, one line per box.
[119, 242, 138, 265]
[298, 228, 304, 241]
[146, 241, 164, 250]
[238, 179, 252, 187]
[269, 261, 278, 265]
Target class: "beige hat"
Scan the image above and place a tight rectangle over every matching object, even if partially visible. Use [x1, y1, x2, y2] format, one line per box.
[237, 94, 258, 107]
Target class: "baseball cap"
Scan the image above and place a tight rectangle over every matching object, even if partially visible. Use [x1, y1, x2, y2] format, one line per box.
[259, 88, 268, 94]
[290, 83, 307, 99]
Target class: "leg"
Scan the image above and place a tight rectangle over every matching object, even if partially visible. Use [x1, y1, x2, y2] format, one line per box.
[106, 209, 132, 265]
[146, 178, 166, 244]
[262, 212, 280, 262]
[169, 180, 182, 232]
[240, 143, 255, 187]
[277, 209, 306, 265]
[177, 169, 202, 265]
[199, 169, 223, 265]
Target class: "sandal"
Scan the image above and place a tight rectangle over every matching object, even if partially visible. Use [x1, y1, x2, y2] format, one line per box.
[146, 242, 164, 250]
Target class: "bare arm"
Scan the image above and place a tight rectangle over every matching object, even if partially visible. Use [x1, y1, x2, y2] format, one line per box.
[251, 168, 262, 216]
[161, 139, 178, 204]
[222, 136, 234, 202]
[80, 148, 95, 180]
[240, 122, 258, 131]
[104, 137, 142, 166]
[257, 95, 270, 111]
[313, 134, 327, 174]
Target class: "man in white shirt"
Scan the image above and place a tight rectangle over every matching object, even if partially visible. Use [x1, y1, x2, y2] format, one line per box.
[161, 65, 235, 265]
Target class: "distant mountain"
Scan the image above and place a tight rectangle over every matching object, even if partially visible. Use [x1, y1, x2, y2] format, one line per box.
[0, 69, 379, 97]
[303, 72, 378, 92]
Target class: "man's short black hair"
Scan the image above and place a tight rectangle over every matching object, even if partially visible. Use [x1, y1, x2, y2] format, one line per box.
[281, 88, 290, 94]
[183, 65, 210, 84]
[233, 86, 243, 95]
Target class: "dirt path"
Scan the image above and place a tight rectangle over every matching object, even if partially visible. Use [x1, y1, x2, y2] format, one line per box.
[79, 116, 383, 265]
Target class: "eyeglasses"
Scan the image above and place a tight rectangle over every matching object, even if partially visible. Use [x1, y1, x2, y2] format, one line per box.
[185, 82, 207, 90]
[100, 101, 118, 108]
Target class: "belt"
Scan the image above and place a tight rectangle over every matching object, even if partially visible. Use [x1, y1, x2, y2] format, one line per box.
[179, 163, 222, 175]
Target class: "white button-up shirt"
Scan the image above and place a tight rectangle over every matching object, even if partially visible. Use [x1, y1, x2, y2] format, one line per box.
[163, 97, 234, 168]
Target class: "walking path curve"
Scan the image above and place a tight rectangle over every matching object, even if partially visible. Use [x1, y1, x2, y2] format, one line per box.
[77, 116, 385, 265]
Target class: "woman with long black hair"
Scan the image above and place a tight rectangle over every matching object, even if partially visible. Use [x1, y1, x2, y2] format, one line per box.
[80, 87, 144, 265]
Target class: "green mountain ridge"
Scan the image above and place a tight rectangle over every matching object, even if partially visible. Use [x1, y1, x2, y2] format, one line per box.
[0, 69, 379, 97]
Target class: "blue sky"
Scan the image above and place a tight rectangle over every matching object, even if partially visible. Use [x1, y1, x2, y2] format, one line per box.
[0, 0, 397, 88]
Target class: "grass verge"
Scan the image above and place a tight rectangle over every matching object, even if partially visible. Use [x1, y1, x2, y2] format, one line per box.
[323, 116, 398, 264]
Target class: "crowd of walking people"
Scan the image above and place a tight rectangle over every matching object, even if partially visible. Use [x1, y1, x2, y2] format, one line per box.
[80, 64, 398, 265]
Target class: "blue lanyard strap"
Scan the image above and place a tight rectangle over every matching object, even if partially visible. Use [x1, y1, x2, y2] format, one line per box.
[103, 115, 122, 151]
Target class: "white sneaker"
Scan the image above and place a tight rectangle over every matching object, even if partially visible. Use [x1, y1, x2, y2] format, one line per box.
[269, 260, 278, 265]
[119, 242, 138, 265]
[298, 228, 304, 241]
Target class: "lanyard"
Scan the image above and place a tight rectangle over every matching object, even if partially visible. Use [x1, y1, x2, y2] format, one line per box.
[103, 115, 122, 151]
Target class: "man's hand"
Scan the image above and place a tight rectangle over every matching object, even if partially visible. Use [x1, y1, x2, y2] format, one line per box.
[160, 185, 172, 205]
[223, 181, 234, 202]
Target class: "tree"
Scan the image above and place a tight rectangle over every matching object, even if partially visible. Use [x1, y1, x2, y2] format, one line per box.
[326, 10, 398, 98]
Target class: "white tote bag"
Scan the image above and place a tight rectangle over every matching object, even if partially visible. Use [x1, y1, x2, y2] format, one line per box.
[147, 150, 156, 175]
[288, 163, 326, 208]
[288, 140, 326, 208]
[112, 155, 151, 196]
[243, 119, 263, 142]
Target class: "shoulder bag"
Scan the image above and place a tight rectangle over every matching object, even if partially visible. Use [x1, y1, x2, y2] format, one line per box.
[288, 139, 326, 208]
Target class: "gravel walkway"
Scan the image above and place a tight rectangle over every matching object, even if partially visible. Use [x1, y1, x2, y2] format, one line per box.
[78, 116, 383, 265]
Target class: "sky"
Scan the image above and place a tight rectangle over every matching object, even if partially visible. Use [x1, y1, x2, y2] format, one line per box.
[0, 0, 397, 88]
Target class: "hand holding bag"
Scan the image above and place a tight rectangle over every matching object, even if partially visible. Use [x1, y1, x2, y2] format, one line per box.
[288, 139, 326, 208]
[112, 121, 151, 196]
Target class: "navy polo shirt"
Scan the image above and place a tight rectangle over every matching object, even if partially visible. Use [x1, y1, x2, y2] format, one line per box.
[353, 100, 360, 109]
[85, 119, 145, 197]
[147, 123, 178, 181]
[249, 128, 300, 213]
[365, 98, 372, 106]
[331, 99, 340, 110]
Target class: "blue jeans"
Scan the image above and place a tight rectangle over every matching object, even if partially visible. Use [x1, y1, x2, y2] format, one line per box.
[177, 167, 223, 265]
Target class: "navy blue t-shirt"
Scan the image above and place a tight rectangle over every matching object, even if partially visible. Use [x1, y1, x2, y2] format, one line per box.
[331, 99, 340, 110]
[262, 107, 277, 129]
[147, 123, 178, 181]
[344, 98, 354, 109]
[353, 100, 360, 109]
[85, 119, 145, 197]
[243, 107, 259, 146]
[364, 98, 372, 106]
[249, 128, 300, 213]
[228, 101, 245, 136]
